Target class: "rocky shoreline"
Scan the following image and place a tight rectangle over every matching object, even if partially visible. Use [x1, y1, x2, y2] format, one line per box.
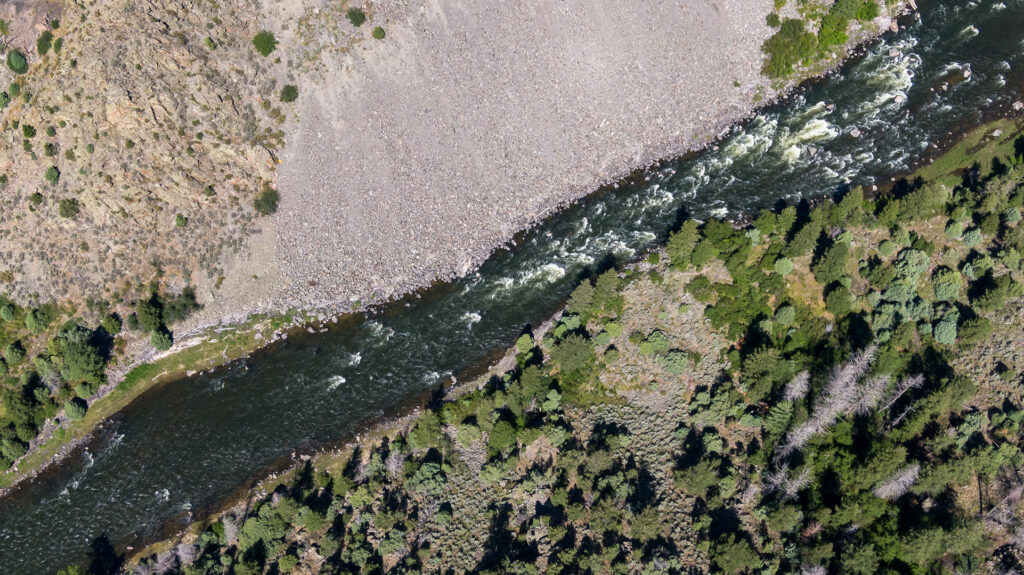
[199, 0, 913, 327]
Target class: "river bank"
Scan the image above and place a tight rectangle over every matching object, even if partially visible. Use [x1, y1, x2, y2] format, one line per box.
[0, 0, 916, 500]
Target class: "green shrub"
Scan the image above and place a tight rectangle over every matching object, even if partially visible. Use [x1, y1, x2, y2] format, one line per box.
[666, 220, 700, 269]
[22, 124, 36, 138]
[58, 198, 79, 218]
[252, 30, 277, 56]
[785, 220, 822, 257]
[766, 13, 781, 28]
[37, 31, 53, 56]
[963, 228, 983, 248]
[762, 19, 817, 78]
[775, 304, 796, 325]
[893, 249, 929, 281]
[65, 397, 87, 419]
[25, 308, 50, 333]
[1004, 207, 1021, 224]
[4, 340, 25, 365]
[150, 328, 173, 351]
[372, 26, 386, 39]
[945, 220, 963, 239]
[825, 286, 854, 316]
[56, 325, 105, 383]
[878, 239, 895, 257]
[204, 37, 216, 50]
[280, 84, 298, 103]
[45, 166, 60, 184]
[0, 303, 14, 322]
[933, 311, 959, 345]
[856, 0, 880, 20]
[6, 50, 27, 74]
[254, 188, 279, 215]
[957, 317, 992, 346]
[931, 268, 962, 302]
[774, 257, 794, 276]
[101, 315, 122, 335]
[347, 7, 367, 26]
[690, 240, 718, 267]
[175, 214, 187, 227]
[658, 350, 689, 374]
[811, 238, 851, 286]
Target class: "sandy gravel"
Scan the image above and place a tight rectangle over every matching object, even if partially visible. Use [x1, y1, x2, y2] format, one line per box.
[200, 0, 890, 321]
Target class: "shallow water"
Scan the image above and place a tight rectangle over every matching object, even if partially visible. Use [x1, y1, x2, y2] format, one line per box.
[1, 0, 1023, 571]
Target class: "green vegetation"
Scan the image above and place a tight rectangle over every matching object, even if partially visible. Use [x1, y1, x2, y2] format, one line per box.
[130, 129, 1024, 574]
[59, 198, 80, 219]
[0, 285, 203, 475]
[6, 50, 27, 74]
[280, 85, 298, 103]
[37, 30, 53, 56]
[761, 0, 883, 78]
[252, 30, 277, 57]
[347, 7, 367, 27]
[254, 187, 280, 216]
[371, 26, 386, 40]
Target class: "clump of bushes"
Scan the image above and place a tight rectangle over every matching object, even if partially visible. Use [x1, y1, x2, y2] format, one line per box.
[59, 198, 79, 219]
[253, 30, 277, 56]
[371, 26, 386, 40]
[254, 187, 280, 215]
[347, 7, 367, 27]
[280, 85, 298, 103]
[36, 31, 53, 56]
[6, 49, 27, 74]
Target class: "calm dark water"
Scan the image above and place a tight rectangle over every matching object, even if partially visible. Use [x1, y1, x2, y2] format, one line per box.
[2, 0, 1023, 572]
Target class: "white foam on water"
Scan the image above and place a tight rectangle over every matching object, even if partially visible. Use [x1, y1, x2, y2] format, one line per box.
[108, 432, 125, 450]
[572, 217, 590, 237]
[327, 375, 346, 391]
[993, 2, 1007, 10]
[346, 352, 362, 367]
[462, 312, 482, 326]
[642, 188, 674, 209]
[634, 231, 657, 244]
[156, 488, 170, 502]
[709, 206, 729, 218]
[492, 277, 514, 292]
[781, 145, 802, 165]
[365, 321, 395, 342]
[958, 25, 979, 39]
[528, 263, 566, 283]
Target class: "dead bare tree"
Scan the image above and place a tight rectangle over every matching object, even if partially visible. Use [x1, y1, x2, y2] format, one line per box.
[784, 370, 811, 401]
[873, 464, 920, 500]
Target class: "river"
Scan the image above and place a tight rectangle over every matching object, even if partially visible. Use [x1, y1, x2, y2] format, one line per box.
[1, 0, 1023, 572]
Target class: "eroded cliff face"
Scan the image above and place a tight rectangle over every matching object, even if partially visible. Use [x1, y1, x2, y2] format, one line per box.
[0, 0, 281, 303]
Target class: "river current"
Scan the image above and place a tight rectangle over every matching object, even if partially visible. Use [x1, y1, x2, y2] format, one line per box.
[1, 0, 1023, 571]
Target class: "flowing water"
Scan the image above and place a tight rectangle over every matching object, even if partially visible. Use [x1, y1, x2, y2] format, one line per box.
[2, 1, 1024, 572]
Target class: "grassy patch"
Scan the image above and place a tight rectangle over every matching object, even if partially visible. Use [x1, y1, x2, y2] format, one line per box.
[912, 118, 1024, 186]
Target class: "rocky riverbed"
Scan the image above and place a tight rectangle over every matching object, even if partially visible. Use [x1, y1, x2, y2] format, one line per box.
[198, 0, 908, 324]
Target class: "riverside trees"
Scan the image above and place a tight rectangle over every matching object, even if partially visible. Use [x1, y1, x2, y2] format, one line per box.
[134, 136, 1024, 574]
